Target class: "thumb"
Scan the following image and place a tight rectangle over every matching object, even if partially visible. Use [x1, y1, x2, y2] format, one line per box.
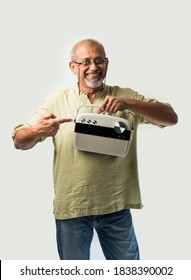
[96, 107, 104, 114]
[43, 114, 57, 120]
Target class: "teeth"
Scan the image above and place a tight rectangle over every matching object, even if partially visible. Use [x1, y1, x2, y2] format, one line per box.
[87, 73, 99, 75]
[86, 73, 100, 77]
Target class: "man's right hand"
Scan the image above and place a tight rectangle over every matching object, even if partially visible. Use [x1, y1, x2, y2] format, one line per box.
[33, 114, 73, 137]
[13, 114, 73, 150]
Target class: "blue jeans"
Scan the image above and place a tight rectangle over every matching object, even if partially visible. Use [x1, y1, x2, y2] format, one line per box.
[55, 209, 140, 260]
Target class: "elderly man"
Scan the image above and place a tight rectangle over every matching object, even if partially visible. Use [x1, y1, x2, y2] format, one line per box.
[13, 39, 178, 260]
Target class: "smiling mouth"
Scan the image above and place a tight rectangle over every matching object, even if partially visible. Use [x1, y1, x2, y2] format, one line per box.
[85, 72, 102, 80]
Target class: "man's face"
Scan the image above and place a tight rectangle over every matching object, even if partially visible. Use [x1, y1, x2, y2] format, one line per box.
[70, 43, 108, 91]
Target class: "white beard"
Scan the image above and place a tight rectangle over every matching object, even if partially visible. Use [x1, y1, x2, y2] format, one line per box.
[85, 78, 103, 89]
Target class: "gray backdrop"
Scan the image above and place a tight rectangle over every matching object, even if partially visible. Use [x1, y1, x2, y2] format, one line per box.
[0, 0, 190, 259]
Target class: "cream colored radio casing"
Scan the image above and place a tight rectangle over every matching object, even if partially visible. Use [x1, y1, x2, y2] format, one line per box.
[74, 107, 134, 157]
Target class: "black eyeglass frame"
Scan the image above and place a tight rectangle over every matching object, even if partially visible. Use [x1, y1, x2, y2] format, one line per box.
[72, 57, 108, 67]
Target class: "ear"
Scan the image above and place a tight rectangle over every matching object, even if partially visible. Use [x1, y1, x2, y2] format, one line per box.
[105, 57, 109, 71]
[69, 61, 78, 75]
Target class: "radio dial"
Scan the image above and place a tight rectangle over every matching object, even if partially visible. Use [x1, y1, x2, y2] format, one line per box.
[114, 121, 127, 133]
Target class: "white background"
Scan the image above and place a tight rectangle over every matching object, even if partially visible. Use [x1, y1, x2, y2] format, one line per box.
[0, 0, 190, 260]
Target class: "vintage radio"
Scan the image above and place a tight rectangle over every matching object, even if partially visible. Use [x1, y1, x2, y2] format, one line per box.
[74, 105, 134, 157]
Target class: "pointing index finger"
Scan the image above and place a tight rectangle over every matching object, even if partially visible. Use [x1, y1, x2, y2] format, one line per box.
[55, 118, 73, 124]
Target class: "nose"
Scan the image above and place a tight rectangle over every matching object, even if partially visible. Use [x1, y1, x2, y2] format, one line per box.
[89, 61, 98, 70]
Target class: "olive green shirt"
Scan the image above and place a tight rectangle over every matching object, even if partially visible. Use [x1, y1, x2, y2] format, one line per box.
[13, 85, 169, 219]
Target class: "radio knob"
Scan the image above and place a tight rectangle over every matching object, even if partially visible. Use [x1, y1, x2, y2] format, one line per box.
[114, 121, 126, 133]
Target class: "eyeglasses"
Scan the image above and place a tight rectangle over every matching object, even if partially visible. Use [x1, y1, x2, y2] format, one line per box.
[72, 57, 107, 67]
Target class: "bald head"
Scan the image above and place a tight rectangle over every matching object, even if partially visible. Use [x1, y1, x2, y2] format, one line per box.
[70, 39, 106, 61]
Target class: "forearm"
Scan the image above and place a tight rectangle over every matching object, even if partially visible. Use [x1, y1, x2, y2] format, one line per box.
[125, 99, 178, 126]
[13, 127, 40, 150]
